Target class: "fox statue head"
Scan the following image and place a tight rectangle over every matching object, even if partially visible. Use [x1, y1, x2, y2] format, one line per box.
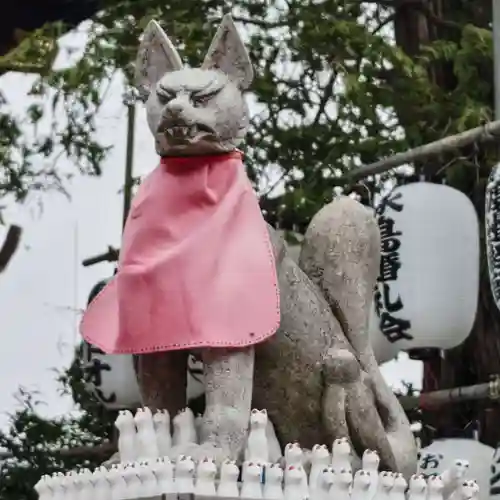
[135, 14, 253, 157]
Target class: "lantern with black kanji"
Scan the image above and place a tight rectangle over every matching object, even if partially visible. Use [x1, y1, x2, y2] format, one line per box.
[490, 445, 500, 500]
[81, 340, 142, 409]
[486, 163, 500, 312]
[368, 182, 479, 356]
[419, 439, 493, 500]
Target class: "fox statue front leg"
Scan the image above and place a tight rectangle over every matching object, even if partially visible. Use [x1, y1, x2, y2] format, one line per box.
[196, 347, 254, 461]
[134, 351, 189, 415]
[135, 347, 254, 464]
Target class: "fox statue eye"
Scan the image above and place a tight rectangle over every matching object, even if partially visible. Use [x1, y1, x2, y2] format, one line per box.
[191, 90, 219, 107]
[157, 87, 175, 104]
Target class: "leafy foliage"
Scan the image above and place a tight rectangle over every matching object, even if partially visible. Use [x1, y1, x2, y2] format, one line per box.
[0, 0, 408, 229]
[0, 0, 493, 230]
[0, 355, 115, 500]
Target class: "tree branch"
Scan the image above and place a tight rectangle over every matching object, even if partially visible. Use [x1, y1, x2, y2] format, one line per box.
[312, 70, 337, 127]
[231, 16, 288, 29]
[0, 225, 21, 273]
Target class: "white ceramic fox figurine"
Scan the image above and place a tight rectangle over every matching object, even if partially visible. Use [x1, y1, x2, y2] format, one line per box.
[34, 475, 52, 500]
[137, 460, 159, 497]
[283, 465, 306, 500]
[241, 462, 263, 499]
[362, 450, 380, 500]
[449, 480, 479, 500]
[115, 409, 137, 463]
[441, 460, 470, 500]
[332, 438, 351, 471]
[332, 468, 353, 500]
[121, 463, 143, 499]
[51, 472, 66, 500]
[153, 409, 172, 456]
[195, 457, 218, 497]
[135, 407, 160, 460]
[284, 442, 304, 467]
[284, 442, 308, 494]
[108, 464, 128, 500]
[263, 463, 284, 500]
[374, 472, 395, 500]
[93, 466, 112, 500]
[173, 407, 198, 448]
[77, 469, 94, 500]
[175, 455, 196, 494]
[317, 466, 336, 500]
[153, 457, 175, 496]
[408, 474, 428, 500]
[390, 473, 407, 500]
[352, 470, 373, 500]
[218, 459, 240, 498]
[309, 444, 331, 492]
[245, 409, 270, 464]
[427, 475, 444, 500]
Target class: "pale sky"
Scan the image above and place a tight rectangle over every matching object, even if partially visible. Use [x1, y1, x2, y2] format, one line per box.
[0, 26, 422, 431]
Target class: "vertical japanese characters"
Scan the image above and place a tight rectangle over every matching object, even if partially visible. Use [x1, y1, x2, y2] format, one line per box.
[490, 447, 500, 497]
[374, 191, 413, 344]
[82, 343, 117, 405]
[486, 164, 500, 311]
[419, 452, 444, 478]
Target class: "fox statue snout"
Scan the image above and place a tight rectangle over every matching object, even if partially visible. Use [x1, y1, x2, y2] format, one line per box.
[156, 88, 218, 147]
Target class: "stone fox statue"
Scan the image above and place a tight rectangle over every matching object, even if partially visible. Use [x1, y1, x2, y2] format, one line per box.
[80, 15, 417, 477]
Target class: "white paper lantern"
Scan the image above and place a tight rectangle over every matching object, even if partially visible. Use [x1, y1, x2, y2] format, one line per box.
[371, 182, 479, 352]
[418, 438, 494, 500]
[485, 164, 500, 311]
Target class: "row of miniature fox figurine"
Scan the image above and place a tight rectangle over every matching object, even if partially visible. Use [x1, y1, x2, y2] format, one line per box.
[34, 406, 479, 500]
[113, 406, 282, 463]
[33, 453, 479, 500]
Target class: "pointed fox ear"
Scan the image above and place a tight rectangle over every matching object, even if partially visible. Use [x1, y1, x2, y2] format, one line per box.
[135, 20, 183, 100]
[201, 14, 253, 90]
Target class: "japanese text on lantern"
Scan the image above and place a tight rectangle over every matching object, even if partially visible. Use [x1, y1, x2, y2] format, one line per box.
[418, 452, 443, 478]
[82, 343, 117, 404]
[374, 191, 413, 343]
[491, 447, 500, 496]
[486, 173, 500, 304]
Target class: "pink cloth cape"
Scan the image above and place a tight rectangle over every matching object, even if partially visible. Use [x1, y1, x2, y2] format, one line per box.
[80, 151, 280, 354]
